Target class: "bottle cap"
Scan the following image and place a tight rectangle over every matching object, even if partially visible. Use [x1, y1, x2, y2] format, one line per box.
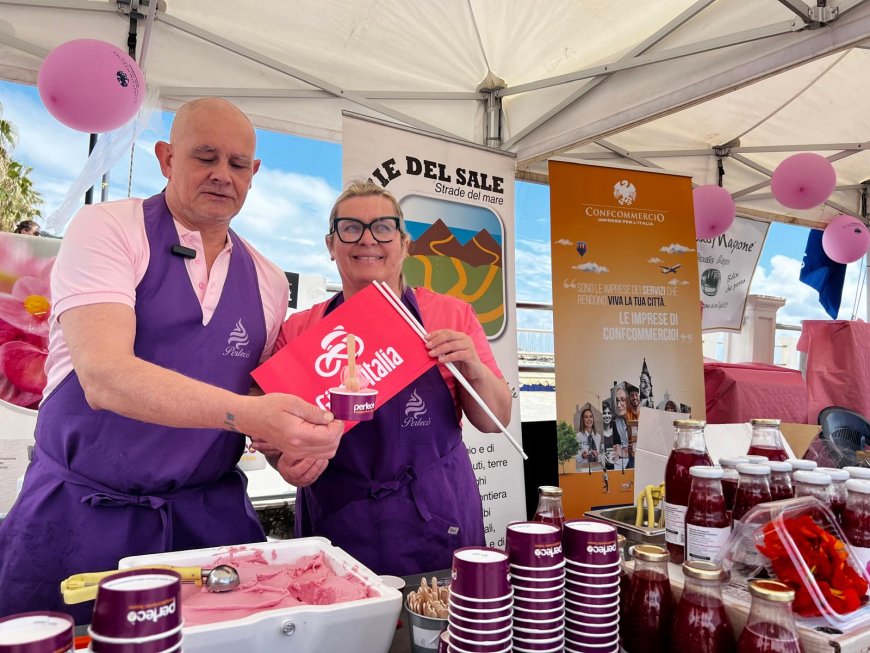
[736, 463, 770, 476]
[751, 418, 782, 427]
[682, 560, 728, 581]
[744, 455, 769, 464]
[718, 456, 748, 469]
[794, 470, 832, 486]
[689, 465, 723, 479]
[846, 479, 870, 495]
[674, 419, 706, 429]
[629, 544, 669, 562]
[786, 459, 817, 472]
[845, 466, 870, 481]
[767, 461, 793, 473]
[748, 579, 795, 602]
[538, 485, 563, 496]
[817, 467, 850, 482]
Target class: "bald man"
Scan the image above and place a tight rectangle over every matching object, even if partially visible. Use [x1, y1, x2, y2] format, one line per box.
[0, 98, 344, 622]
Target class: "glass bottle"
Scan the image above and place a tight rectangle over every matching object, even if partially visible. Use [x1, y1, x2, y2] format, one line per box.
[737, 579, 802, 653]
[767, 461, 794, 501]
[817, 467, 849, 524]
[747, 418, 789, 462]
[719, 456, 748, 515]
[786, 459, 817, 484]
[844, 466, 870, 481]
[664, 420, 713, 563]
[672, 561, 735, 653]
[685, 466, 731, 563]
[732, 463, 772, 525]
[533, 485, 565, 530]
[843, 479, 870, 574]
[793, 470, 832, 507]
[623, 544, 675, 653]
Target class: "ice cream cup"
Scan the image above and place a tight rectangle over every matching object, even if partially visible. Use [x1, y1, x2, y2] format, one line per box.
[447, 628, 512, 648]
[448, 599, 512, 621]
[564, 576, 620, 591]
[447, 609, 512, 628]
[564, 563, 620, 578]
[564, 640, 619, 652]
[510, 560, 565, 574]
[564, 585, 619, 601]
[512, 595, 564, 612]
[90, 570, 181, 640]
[329, 387, 378, 421]
[0, 612, 74, 653]
[512, 632, 565, 647]
[512, 624, 564, 638]
[512, 611, 564, 626]
[448, 592, 512, 609]
[564, 614, 619, 631]
[563, 607, 618, 624]
[509, 571, 564, 587]
[512, 603, 564, 620]
[511, 585, 565, 601]
[562, 520, 618, 566]
[564, 599, 619, 614]
[564, 558, 620, 572]
[505, 522, 563, 568]
[512, 645, 564, 653]
[564, 626, 619, 648]
[447, 619, 511, 638]
[447, 617, 511, 636]
[88, 629, 182, 653]
[451, 548, 511, 600]
[446, 641, 511, 653]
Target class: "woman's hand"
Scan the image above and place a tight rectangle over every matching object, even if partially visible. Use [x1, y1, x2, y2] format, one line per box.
[425, 329, 485, 380]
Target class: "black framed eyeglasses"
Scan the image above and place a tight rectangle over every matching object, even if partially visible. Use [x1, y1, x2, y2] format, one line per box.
[331, 217, 401, 243]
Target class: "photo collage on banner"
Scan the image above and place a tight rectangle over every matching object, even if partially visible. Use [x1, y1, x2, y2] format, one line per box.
[698, 216, 770, 331]
[548, 160, 706, 517]
[343, 114, 524, 548]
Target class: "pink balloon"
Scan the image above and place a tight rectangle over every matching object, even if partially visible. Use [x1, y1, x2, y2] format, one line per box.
[770, 153, 836, 210]
[38, 39, 144, 133]
[693, 185, 735, 239]
[822, 214, 870, 264]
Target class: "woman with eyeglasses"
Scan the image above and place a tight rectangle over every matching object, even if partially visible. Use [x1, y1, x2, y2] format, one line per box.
[269, 179, 511, 576]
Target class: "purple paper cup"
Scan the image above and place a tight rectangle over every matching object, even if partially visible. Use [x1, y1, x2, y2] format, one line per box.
[505, 522, 563, 568]
[90, 570, 181, 640]
[513, 624, 564, 638]
[564, 563, 621, 578]
[448, 592, 512, 610]
[564, 584, 619, 601]
[451, 548, 511, 600]
[447, 640, 511, 653]
[509, 571, 564, 587]
[512, 603, 564, 619]
[564, 598, 619, 614]
[329, 388, 377, 421]
[510, 560, 565, 574]
[447, 616, 512, 636]
[564, 558, 620, 573]
[448, 610, 512, 629]
[564, 614, 619, 632]
[564, 625, 619, 647]
[88, 629, 182, 653]
[512, 645, 565, 653]
[512, 633, 565, 648]
[448, 619, 512, 638]
[564, 576, 620, 592]
[511, 585, 565, 601]
[564, 640, 619, 652]
[513, 595, 564, 613]
[0, 612, 74, 653]
[512, 612, 564, 628]
[448, 628, 512, 649]
[448, 599, 513, 621]
[563, 606, 618, 624]
[562, 520, 618, 566]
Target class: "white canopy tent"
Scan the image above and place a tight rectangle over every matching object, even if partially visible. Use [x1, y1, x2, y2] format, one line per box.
[1, 0, 870, 229]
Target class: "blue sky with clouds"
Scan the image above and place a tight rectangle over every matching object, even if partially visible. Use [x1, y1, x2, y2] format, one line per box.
[1, 79, 865, 332]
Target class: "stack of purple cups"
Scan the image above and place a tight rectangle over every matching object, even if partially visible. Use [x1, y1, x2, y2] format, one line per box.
[562, 520, 620, 653]
[505, 521, 565, 653]
[447, 547, 512, 653]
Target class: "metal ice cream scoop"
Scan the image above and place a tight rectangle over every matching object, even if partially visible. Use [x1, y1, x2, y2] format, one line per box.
[60, 564, 241, 604]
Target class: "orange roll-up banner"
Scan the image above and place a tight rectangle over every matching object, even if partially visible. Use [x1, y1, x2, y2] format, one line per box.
[548, 160, 705, 518]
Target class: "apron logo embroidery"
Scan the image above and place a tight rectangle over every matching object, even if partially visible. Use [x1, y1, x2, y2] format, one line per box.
[402, 390, 432, 428]
[224, 319, 251, 358]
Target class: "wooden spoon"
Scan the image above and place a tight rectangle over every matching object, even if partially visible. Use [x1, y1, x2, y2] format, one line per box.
[346, 334, 359, 391]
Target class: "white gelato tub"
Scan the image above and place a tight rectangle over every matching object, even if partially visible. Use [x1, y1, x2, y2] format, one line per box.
[119, 537, 402, 653]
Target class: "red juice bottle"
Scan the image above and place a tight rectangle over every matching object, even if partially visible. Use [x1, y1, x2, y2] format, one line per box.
[767, 461, 794, 501]
[533, 485, 565, 530]
[664, 419, 713, 563]
[732, 463, 772, 525]
[746, 418, 789, 462]
[793, 470, 832, 508]
[623, 544, 674, 653]
[685, 466, 731, 562]
[843, 479, 870, 573]
[737, 580, 802, 653]
[719, 456, 747, 516]
[818, 467, 849, 524]
[672, 561, 734, 653]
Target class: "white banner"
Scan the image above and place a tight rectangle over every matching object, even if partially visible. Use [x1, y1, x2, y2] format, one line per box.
[343, 114, 523, 549]
[698, 217, 769, 332]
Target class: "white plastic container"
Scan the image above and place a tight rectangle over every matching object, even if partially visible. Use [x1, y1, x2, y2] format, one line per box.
[118, 537, 402, 653]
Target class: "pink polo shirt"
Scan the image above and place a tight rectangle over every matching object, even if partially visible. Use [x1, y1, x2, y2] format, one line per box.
[43, 198, 288, 398]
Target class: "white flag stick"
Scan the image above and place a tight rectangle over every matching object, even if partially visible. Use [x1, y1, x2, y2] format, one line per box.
[373, 281, 527, 460]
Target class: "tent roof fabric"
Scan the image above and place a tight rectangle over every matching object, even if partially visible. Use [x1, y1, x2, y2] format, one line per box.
[2, 0, 870, 228]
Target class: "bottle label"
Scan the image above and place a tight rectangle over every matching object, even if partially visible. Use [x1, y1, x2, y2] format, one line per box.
[664, 501, 688, 546]
[852, 545, 870, 578]
[686, 523, 731, 562]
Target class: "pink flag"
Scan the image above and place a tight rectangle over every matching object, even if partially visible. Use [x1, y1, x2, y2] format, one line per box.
[252, 285, 437, 426]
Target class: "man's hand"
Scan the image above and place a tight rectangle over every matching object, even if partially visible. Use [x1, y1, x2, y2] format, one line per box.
[274, 456, 329, 487]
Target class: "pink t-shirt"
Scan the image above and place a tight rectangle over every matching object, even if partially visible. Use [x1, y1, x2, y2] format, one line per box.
[275, 287, 502, 419]
[43, 198, 289, 398]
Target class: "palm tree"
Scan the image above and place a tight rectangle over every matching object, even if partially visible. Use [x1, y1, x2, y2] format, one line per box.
[0, 104, 43, 232]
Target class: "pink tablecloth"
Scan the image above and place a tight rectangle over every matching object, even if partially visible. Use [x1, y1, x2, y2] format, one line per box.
[704, 361, 808, 425]
[797, 320, 870, 424]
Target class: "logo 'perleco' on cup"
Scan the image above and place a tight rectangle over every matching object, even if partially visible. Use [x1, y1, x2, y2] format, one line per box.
[90, 570, 181, 640]
[506, 521, 563, 568]
[562, 520, 618, 566]
[0, 611, 74, 653]
[329, 388, 378, 421]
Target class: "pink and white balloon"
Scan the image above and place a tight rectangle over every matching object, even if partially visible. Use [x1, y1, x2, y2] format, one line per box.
[38, 39, 144, 133]
[693, 185, 736, 239]
[822, 214, 870, 264]
[770, 153, 836, 210]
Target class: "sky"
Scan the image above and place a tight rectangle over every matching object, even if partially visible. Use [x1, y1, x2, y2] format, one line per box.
[1, 79, 866, 333]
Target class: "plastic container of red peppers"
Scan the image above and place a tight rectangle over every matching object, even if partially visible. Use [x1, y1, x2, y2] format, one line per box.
[718, 496, 870, 632]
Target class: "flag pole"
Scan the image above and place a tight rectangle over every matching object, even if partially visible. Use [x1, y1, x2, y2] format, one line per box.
[373, 281, 528, 460]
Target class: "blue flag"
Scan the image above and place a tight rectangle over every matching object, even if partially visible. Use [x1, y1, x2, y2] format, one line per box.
[800, 228, 845, 319]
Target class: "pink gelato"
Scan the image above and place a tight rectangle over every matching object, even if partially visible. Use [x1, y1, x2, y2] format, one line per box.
[181, 547, 376, 626]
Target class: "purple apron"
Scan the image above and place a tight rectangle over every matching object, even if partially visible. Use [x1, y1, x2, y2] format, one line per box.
[295, 288, 484, 576]
[0, 194, 267, 623]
